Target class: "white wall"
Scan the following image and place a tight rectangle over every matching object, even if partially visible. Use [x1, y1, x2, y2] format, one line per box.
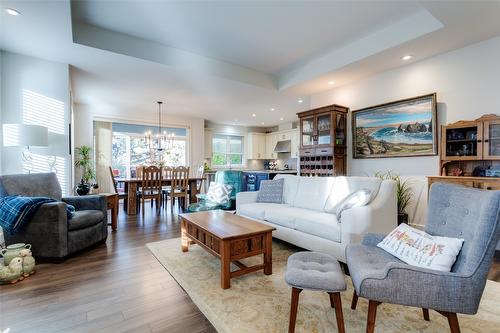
[310, 36, 500, 226]
[311, 36, 500, 177]
[73, 103, 205, 185]
[0, 51, 71, 194]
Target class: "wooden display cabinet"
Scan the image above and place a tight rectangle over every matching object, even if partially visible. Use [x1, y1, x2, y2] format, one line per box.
[440, 114, 500, 176]
[297, 104, 349, 176]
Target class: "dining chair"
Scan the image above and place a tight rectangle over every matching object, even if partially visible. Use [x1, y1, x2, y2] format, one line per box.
[168, 166, 190, 212]
[136, 165, 145, 179]
[108, 166, 128, 211]
[162, 166, 173, 208]
[188, 164, 205, 201]
[139, 165, 162, 217]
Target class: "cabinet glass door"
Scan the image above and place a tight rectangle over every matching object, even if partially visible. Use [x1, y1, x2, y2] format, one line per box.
[316, 113, 331, 145]
[334, 113, 346, 145]
[301, 117, 314, 147]
[445, 125, 481, 159]
[484, 121, 500, 159]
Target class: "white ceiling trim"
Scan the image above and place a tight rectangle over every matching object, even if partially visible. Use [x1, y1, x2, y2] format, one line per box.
[277, 9, 443, 91]
[72, 21, 277, 90]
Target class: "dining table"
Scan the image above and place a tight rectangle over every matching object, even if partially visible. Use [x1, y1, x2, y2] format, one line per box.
[117, 177, 205, 215]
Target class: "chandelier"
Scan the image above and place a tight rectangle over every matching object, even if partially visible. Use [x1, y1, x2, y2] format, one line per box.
[144, 101, 174, 163]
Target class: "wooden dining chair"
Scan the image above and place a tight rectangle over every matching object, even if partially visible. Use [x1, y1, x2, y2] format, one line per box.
[136, 165, 145, 179]
[162, 166, 173, 208]
[168, 166, 190, 212]
[139, 165, 162, 217]
[108, 166, 128, 211]
[189, 164, 205, 202]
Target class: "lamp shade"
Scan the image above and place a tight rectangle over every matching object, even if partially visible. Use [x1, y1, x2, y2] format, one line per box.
[2, 124, 48, 147]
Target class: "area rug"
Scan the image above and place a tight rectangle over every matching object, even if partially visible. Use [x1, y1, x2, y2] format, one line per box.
[146, 238, 500, 333]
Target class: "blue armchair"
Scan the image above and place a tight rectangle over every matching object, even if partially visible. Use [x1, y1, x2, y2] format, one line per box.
[346, 183, 500, 333]
[187, 170, 243, 212]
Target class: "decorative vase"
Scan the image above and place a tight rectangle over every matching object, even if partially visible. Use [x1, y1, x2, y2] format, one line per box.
[398, 213, 408, 225]
[0, 243, 31, 266]
[76, 180, 90, 196]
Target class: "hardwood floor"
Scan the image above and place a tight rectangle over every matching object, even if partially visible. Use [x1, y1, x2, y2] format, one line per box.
[1, 202, 499, 333]
[0, 202, 216, 333]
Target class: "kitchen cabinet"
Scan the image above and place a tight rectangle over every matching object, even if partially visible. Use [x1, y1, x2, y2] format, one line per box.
[204, 129, 213, 159]
[247, 132, 266, 159]
[265, 133, 278, 159]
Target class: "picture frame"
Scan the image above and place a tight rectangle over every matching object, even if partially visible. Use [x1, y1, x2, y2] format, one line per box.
[352, 93, 438, 159]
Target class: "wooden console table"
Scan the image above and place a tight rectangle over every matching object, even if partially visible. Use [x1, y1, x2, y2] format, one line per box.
[102, 193, 118, 232]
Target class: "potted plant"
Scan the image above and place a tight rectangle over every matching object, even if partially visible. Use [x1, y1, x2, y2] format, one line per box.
[375, 171, 413, 225]
[74, 145, 96, 196]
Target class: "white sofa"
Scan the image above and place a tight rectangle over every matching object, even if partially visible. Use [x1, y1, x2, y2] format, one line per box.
[236, 174, 397, 262]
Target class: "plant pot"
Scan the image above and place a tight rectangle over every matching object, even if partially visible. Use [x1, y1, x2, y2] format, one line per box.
[76, 182, 90, 196]
[398, 213, 408, 225]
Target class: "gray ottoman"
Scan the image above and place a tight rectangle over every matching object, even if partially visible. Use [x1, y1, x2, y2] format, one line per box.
[285, 252, 346, 333]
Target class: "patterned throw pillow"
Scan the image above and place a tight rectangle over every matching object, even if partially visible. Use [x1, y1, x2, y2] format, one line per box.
[206, 183, 233, 205]
[257, 178, 284, 204]
[377, 223, 464, 272]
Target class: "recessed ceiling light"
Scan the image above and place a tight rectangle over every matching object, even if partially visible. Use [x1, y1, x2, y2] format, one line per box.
[5, 8, 21, 16]
[270, 108, 275, 111]
[251, 113, 256, 117]
[279, 117, 284, 121]
[298, 99, 303, 103]
[261, 122, 265, 125]
[402, 55, 412, 61]
[329, 81, 335, 85]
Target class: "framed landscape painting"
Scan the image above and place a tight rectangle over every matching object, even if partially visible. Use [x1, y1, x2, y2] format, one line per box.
[352, 93, 438, 159]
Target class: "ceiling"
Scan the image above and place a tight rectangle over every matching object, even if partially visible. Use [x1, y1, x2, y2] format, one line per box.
[1, 1, 500, 127]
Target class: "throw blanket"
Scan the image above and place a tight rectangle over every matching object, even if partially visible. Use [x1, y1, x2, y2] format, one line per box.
[0, 196, 75, 235]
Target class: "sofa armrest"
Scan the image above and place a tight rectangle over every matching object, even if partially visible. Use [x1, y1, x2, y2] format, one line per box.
[62, 195, 107, 213]
[4, 202, 69, 258]
[236, 191, 259, 212]
[340, 180, 397, 246]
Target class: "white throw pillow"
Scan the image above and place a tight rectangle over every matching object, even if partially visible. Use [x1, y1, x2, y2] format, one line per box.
[327, 189, 372, 218]
[377, 223, 464, 272]
[206, 182, 233, 205]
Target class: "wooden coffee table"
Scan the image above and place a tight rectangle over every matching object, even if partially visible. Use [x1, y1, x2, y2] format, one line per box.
[179, 211, 276, 289]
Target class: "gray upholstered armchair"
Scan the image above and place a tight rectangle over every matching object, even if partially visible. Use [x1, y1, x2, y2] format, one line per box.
[346, 183, 500, 333]
[0, 173, 108, 261]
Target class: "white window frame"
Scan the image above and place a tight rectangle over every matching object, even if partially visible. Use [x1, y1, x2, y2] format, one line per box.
[112, 131, 188, 178]
[212, 134, 245, 169]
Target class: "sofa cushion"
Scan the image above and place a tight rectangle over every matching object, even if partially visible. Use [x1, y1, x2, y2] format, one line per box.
[295, 212, 341, 243]
[293, 176, 335, 211]
[324, 176, 381, 212]
[263, 205, 307, 229]
[68, 210, 104, 231]
[238, 203, 279, 221]
[274, 174, 299, 206]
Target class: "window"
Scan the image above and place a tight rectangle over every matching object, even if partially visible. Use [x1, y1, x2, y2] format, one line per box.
[111, 122, 188, 178]
[212, 134, 244, 167]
